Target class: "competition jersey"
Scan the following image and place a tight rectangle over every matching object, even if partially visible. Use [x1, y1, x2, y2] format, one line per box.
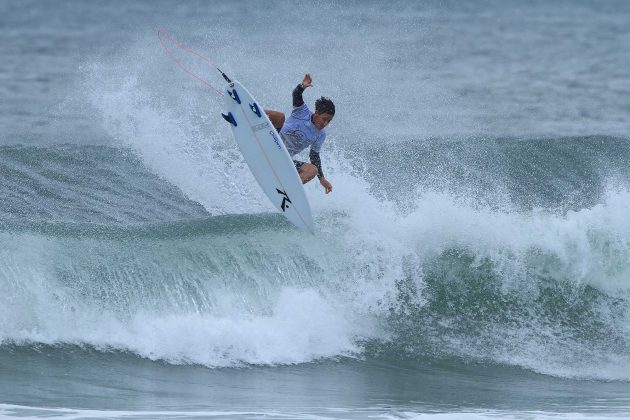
[279, 104, 326, 157]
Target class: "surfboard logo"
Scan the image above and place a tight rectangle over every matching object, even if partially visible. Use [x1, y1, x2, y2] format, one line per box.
[253, 122, 269, 131]
[276, 188, 292, 211]
[269, 130, 282, 150]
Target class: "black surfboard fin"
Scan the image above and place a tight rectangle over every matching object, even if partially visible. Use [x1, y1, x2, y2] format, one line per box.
[221, 112, 237, 127]
[227, 88, 241, 104]
[250, 102, 262, 118]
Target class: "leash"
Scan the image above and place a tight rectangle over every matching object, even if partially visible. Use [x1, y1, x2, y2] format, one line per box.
[157, 28, 232, 96]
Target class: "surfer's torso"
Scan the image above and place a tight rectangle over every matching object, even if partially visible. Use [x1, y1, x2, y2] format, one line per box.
[280, 103, 326, 157]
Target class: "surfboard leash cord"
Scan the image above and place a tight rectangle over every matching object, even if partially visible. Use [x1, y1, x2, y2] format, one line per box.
[157, 27, 232, 96]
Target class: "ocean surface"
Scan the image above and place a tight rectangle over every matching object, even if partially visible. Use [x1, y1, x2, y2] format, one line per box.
[2, 1, 630, 418]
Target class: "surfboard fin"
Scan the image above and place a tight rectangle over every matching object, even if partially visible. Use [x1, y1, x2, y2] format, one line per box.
[221, 112, 237, 127]
[227, 88, 241, 104]
[249, 102, 262, 118]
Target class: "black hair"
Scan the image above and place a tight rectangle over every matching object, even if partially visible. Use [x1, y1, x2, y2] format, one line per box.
[315, 96, 335, 116]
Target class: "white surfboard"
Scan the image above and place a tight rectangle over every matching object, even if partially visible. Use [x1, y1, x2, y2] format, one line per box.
[222, 80, 315, 234]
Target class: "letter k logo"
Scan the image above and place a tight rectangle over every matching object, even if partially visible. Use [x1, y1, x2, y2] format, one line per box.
[276, 188, 292, 211]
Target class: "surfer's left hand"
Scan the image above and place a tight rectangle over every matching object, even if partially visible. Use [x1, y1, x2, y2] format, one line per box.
[301, 74, 313, 89]
[320, 177, 333, 194]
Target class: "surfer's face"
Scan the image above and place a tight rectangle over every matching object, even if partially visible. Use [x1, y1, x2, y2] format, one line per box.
[312, 112, 333, 130]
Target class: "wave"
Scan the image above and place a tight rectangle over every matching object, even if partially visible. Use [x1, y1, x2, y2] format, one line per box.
[0, 144, 208, 224]
[3, 80, 630, 379]
[359, 135, 630, 213]
[3, 135, 630, 224]
[2, 148, 630, 379]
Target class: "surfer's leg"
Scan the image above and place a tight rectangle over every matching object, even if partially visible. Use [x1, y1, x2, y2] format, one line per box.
[294, 161, 318, 184]
[264, 109, 285, 131]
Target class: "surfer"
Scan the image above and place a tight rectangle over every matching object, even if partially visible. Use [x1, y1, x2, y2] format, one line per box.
[265, 74, 334, 194]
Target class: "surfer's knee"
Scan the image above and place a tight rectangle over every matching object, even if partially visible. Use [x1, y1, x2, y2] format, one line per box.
[305, 163, 318, 179]
[264, 109, 285, 131]
[298, 163, 318, 183]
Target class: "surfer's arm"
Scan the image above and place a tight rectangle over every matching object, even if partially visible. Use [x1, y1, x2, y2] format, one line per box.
[309, 149, 324, 179]
[292, 84, 305, 107]
[309, 149, 332, 193]
[292, 74, 312, 107]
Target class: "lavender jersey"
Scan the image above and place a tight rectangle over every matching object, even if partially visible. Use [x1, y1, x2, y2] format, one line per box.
[279, 104, 326, 157]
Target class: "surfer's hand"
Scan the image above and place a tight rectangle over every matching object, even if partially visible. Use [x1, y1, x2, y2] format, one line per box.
[320, 177, 332, 194]
[301, 74, 313, 89]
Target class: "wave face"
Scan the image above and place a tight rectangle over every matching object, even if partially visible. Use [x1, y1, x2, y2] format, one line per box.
[2, 138, 630, 381]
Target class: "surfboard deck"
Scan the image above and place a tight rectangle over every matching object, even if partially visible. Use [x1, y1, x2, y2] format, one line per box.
[222, 80, 315, 234]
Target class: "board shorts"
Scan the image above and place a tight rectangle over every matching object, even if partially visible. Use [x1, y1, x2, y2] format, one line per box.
[293, 160, 306, 172]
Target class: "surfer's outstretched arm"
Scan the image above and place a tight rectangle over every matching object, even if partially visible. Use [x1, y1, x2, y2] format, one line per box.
[293, 74, 312, 107]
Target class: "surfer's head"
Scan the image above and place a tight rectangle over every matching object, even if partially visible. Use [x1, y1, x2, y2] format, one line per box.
[313, 96, 335, 130]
